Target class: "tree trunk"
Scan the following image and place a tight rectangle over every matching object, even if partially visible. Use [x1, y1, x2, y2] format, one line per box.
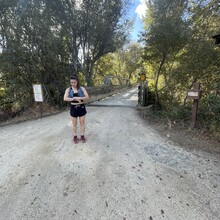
[72, 29, 78, 74]
[84, 62, 95, 86]
[155, 53, 166, 106]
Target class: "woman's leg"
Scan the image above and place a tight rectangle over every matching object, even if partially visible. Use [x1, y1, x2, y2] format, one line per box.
[79, 116, 86, 136]
[71, 117, 78, 136]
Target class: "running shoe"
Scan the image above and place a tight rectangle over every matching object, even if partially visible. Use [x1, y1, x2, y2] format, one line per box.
[81, 135, 86, 143]
[73, 136, 79, 144]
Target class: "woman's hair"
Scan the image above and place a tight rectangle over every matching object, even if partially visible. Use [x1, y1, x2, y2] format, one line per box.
[70, 75, 80, 89]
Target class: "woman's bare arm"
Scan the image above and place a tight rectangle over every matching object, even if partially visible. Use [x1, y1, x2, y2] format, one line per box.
[63, 88, 75, 102]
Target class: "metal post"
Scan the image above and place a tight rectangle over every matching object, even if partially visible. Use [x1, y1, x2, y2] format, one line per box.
[144, 82, 148, 106]
[138, 85, 141, 106]
[140, 81, 144, 106]
[140, 81, 143, 106]
[33, 83, 44, 117]
[40, 102, 43, 117]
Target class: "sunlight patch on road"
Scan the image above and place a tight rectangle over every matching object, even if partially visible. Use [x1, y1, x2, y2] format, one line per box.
[129, 94, 138, 101]
[130, 88, 137, 92]
[123, 93, 130, 97]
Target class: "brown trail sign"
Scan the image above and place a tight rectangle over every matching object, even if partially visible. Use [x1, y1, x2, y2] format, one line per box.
[187, 82, 202, 129]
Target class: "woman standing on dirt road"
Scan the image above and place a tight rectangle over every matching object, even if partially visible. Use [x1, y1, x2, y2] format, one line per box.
[64, 75, 89, 144]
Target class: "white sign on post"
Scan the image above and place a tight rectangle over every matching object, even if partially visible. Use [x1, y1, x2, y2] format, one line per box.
[33, 84, 43, 102]
[188, 91, 199, 97]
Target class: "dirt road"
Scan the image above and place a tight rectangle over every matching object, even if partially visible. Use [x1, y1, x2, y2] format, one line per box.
[0, 88, 219, 220]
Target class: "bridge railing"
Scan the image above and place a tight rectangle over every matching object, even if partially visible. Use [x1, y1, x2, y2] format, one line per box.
[85, 85, 130, 103]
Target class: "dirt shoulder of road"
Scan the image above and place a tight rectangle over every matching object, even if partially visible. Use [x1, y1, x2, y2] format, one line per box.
[0, 105, 66, 127]
[137, 108, 220, 155]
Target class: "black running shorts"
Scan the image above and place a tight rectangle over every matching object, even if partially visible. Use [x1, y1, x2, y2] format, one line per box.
[70, 104, 87, 118]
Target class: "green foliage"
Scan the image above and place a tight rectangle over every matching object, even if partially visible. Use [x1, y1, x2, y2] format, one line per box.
[156, 105, 191, 122]
[93, 43, 143, 86]
[199, 95, 220, 126]
[142, 0, 220, 138]
[206, 95, 220, 115]
[142, 0, 189, 104]
[0, 0, 130, 118]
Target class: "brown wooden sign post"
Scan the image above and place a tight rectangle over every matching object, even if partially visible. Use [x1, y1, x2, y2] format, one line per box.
[187, 83, 202, 129]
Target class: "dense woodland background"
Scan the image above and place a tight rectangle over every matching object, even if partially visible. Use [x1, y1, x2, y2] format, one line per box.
[0, 0, 219, 139]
